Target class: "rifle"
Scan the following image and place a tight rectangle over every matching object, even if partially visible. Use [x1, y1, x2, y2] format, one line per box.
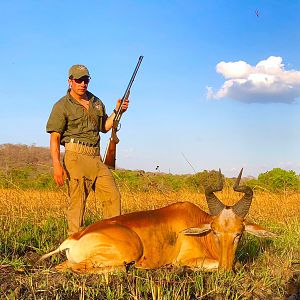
[103, 56, 144, 169]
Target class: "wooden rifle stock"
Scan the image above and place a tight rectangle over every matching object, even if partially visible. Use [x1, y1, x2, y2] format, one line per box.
[103, 56, 143, 169]
[103, 126, 119, 169]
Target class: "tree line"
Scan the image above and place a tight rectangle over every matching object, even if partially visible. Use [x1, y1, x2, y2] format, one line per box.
[0, 144, 299, 192]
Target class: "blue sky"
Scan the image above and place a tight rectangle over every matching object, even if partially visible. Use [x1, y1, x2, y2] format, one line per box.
[1, 0, 300, 177]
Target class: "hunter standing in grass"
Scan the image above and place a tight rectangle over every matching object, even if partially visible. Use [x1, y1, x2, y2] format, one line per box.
[46, 64, 129, 235]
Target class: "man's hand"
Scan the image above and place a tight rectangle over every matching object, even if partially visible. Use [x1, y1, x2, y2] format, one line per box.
[105, 96, 130, 131]
[53, 163, 67, 186]
[115, 94, 130, 113]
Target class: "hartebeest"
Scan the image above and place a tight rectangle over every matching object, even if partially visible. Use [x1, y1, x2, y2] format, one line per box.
[39, 169, 276, 272]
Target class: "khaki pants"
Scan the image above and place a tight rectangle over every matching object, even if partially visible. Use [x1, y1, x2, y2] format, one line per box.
[64, 150, 121, 235]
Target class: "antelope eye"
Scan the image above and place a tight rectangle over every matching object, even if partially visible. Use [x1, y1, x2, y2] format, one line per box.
[213, 231, 221, 237]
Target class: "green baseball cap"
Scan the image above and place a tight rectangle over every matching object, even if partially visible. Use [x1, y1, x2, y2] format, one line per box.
[68, 64, 90, 79]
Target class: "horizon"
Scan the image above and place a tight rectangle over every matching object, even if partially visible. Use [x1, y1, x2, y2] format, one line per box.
[0, 142, 295, 179]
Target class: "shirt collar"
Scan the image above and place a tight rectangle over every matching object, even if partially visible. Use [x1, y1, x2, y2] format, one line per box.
[66, 90, 95, 105]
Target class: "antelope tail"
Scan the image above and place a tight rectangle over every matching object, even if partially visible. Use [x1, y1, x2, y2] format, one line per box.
[38, 239, 75, 262]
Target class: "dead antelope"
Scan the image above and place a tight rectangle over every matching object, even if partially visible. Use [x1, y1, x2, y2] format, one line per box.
[39, 169, 276, 273]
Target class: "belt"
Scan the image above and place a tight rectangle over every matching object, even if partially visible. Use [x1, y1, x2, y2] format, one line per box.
[65, 139, 100, 156]
[69, 138, 99, 147]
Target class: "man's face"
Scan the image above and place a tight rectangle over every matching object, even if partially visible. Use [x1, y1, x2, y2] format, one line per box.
[68, 76, 90, 96]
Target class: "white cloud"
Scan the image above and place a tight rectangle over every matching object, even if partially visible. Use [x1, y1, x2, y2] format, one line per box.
[207, 56, 300, 103]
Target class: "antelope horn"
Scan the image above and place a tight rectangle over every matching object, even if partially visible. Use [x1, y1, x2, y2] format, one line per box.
[232, 168, 253, 218]
[205, 169, 225, 216]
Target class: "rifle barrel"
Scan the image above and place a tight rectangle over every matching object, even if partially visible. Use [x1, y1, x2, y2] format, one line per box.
[104, 56, 143, 169]
[115, 56, 144, 120]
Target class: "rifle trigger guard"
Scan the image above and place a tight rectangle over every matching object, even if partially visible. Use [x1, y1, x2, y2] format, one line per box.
[117, 123, 121, 132]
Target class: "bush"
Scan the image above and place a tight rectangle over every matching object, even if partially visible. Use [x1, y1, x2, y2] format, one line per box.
[1, 164, 300, 194]
[184, 169, 225, 192]
[0, 166, 57, 190]
[114, 170, 187, 192]
[248, 168, 300, 192]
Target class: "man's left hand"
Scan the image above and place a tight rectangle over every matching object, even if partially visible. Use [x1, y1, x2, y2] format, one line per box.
[116, 97, 129, 113]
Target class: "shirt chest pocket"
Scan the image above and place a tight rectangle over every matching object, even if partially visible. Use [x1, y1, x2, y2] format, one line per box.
[92, 106, 104, 131]
[68, 115, 84, 130]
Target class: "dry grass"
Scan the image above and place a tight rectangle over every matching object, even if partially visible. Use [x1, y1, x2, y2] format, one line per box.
[0, 187, 300, 299]
[1, 187, 298, 225]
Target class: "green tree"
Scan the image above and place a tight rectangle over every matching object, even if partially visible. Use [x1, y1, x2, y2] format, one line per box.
[256, 168, 300, 192]
[185, 170, 224, 192]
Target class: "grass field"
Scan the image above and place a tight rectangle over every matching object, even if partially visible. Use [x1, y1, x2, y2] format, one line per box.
[0, 187, 299, 299]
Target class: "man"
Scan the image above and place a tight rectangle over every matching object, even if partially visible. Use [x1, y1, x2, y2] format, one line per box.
[46, 64, 129, 235]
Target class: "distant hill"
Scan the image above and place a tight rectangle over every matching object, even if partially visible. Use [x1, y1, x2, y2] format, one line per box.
[4, 144, 295, 193]
[0, 144, 52, 171]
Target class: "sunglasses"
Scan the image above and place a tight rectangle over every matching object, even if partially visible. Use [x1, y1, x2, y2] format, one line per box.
[73, 77, 90, 84]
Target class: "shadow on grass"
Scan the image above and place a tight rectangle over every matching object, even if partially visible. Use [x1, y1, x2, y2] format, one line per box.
[236, 234, 275, 264]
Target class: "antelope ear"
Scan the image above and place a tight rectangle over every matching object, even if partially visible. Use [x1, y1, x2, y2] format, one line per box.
[244, 222, 277, 238]
[181, 224, 211, 235]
